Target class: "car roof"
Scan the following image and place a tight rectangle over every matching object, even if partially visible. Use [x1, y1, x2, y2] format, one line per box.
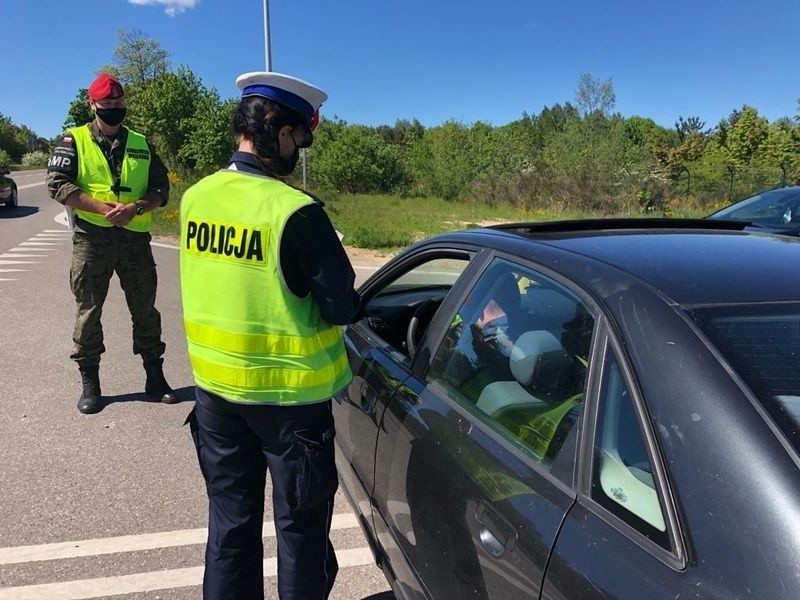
[438, 219, 800, 306]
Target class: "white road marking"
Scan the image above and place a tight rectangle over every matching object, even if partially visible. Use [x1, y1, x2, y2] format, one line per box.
[0, 547, 373, 600]
[44, 229, 70, 233]
[7, 248, 48, 252]
[0, 260, 39, 265]
[16, 182, 46, 191]
[0, 254, 46, 258]
[0, 269, 28, 272]
[0, 278, 16, 281]
[150, 241, 179, 250]
[0, 512, 359, 565]
[19, 241, 63, 246]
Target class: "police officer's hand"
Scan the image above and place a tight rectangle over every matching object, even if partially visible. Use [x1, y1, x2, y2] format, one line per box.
[105, 202, 136, 228]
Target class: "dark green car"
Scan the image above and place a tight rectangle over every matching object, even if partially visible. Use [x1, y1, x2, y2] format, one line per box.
[0, 168, 18, 208]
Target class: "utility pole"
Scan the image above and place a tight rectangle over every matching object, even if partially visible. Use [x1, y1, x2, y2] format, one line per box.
[262, 0, 308, 189]
[263, 0, 272, 71]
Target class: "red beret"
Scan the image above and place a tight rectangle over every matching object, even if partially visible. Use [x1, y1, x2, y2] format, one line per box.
[88, 73, 125, 101]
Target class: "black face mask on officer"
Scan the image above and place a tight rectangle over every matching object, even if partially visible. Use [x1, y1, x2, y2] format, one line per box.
[95, 107, 127, 127]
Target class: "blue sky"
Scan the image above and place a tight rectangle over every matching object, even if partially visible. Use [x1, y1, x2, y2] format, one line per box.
[4, 0, 800, 139]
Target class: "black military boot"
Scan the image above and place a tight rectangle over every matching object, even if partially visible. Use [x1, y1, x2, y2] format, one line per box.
[77, 366, 103, 414]
[144, 358, 179, 404]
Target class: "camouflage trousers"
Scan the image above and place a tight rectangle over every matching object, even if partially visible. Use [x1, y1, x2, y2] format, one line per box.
[69, 228, 166, 368]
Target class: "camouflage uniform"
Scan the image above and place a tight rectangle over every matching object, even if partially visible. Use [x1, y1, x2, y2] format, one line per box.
[47, 121, 170, 368]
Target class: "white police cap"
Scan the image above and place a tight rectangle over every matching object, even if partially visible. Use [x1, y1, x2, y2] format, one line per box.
[235, 72, 327, 123]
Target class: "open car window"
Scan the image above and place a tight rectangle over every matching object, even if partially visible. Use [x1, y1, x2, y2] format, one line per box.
[360, 255, 471, 357]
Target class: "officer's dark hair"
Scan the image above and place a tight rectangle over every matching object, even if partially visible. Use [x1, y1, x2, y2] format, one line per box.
[233, 96, 306, 173]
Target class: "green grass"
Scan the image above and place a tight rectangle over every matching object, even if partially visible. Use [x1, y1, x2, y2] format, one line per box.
[323, 194, 622, 251]
[150, 186, 715, 249]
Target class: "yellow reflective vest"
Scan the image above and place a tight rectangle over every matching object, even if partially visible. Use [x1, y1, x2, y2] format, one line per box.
[179, 169, 352, 405]
[69, 124, 152, 233]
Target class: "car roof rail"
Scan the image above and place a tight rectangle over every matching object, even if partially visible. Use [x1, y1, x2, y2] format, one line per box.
[485, 218, 750, 235]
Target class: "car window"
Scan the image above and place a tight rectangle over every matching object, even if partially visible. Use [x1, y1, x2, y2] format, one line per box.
[591, 350, 670, 550]
[427, 258, 594, 482]
[380, 258, 468, 293]
[691, 304, 800, 456]
[713, 189, 800, 224]
[361, 255, 471, 356]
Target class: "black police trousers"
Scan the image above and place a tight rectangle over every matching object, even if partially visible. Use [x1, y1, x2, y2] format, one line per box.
[187, 388, 339, 600]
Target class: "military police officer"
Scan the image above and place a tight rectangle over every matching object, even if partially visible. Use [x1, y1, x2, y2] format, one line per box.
[47, 73, 178, 414]
[180, 72, 360, 599]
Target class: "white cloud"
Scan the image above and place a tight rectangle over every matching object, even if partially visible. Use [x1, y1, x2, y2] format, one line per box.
[128, 0, 200, 17]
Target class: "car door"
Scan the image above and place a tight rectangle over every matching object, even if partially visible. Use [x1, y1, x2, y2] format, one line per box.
[333, 248, 476, 561]
[373, 256, 599, 599]
[541, 328, 687, 599]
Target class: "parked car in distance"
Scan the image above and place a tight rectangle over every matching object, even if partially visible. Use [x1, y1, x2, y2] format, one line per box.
[334, 218, 800, 600]
[708, 185, 800, 235]
[0, 168, 18, 208]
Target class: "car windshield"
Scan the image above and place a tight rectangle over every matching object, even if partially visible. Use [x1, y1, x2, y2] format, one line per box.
[712, 188, 800, 226]
[691, 303, 800, 453]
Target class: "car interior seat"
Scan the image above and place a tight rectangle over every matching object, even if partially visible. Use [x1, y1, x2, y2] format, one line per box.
[476, 330, 574, 418]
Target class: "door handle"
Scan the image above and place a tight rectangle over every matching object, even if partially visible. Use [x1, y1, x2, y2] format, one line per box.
[479, 525, 506, 558]
[476, 502, 516, 558]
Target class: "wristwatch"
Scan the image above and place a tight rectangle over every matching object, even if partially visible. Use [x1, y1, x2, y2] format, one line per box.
[134, 202, 146, 216]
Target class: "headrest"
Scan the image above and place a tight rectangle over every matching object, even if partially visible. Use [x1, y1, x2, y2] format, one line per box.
[509, 331, 562, 386]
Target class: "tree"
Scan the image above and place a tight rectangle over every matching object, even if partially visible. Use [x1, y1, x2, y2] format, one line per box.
[763, 119, 800, 185]
[179, 94, 237, 171]
[62, 88, 94, 130]
[104, 29, 171, 86]
[0, 113, 28, 163]
[313, 125, 408, 194]
[675, 116, 707, 142]
[726, 106, 769, 167]
[575, 73, 616, 117]
[129, 67, 204, 169]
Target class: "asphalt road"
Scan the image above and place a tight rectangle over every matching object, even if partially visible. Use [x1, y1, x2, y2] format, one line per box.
[0, 170, 392, 599]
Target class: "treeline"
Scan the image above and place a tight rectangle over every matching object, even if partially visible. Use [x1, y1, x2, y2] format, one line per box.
[7, 29, 799, 213]
[0, 114, 50, 168]
[313, 96, 800, 213]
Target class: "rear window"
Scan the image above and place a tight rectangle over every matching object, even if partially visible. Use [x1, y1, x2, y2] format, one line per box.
[692, 304, 800, 452]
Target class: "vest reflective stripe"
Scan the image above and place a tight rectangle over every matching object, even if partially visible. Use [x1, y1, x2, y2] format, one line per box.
[69, 125, 152, 233]
[189, 351, 351, 396]
[180, 169, 352, 405]
[185, 320, 343, 357]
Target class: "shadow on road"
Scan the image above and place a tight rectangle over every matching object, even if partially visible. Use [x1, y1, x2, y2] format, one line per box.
[361, 594, 396, 600]
[101, 385, 195, 409]
[0, 205, 39, 218]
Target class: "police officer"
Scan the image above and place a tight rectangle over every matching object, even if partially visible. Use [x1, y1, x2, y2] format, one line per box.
[180, 72, 360, 599]
[47, 73, 178, 414]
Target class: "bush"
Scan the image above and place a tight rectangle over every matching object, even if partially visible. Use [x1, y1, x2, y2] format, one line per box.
[0, 149, 11, 169]
[21, 151, 49, 168]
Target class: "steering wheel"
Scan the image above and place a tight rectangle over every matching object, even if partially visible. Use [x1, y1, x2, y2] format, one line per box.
[406, 297, 444, 358]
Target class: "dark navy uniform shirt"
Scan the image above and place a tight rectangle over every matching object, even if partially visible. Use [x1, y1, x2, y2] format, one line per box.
[228, 151, 361, 326]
